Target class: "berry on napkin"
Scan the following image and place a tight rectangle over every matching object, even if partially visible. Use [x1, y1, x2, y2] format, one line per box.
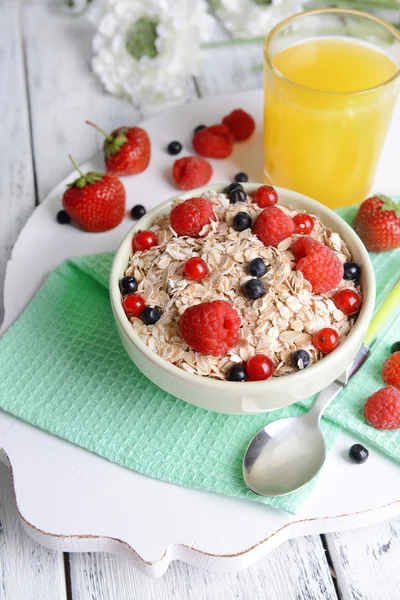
[353, 194, 400, 252]
[382, 352, 400, 389]
[62, 156, 125, 232]
[364, 386, 400, 430]
[86, 121, 150, 176]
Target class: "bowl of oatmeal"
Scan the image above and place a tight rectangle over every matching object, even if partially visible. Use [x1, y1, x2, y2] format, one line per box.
[110, 183, 375, 414]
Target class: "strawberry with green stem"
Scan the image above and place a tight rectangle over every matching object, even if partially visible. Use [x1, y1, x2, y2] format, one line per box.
[86, 121, 151, 176]
[353, 194, 400, 252]
[62, 155, 125, 232]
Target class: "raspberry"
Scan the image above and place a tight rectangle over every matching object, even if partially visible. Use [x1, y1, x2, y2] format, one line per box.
[382, 352, 400, 389]
[364, 386, 400, 430]
[179, 300, 241, 356]
[222, 109, 255, 141]
[253, 206, 295, 247]
[192, 124, 234, 158]
[292, 237, 344, 293]
[172, 156, 212, 191]
[170, 197, 216, 237]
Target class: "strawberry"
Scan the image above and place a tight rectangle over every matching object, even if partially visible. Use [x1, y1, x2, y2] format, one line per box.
[62, 156, 125, 232]
[353, 195, 400, 252]
[86, 121, 150, 176]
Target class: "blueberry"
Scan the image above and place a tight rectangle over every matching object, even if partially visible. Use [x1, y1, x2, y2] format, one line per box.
[248, 258, 268, 278]
[119, 276, 138, 295]
[167, 141, 182, 155]
[349, 444, 369, 464]
[227, 364, 247, 382]
[235, 172, 248, 183]
[226, 182, 244, 194]
[391, 341, 400, 354]
[141, 306, 162, 325]
[194, 124, 206, 133]
[130, 204, 146, 220]
[343, 262, 361, 280]
[233, 212, 252, 232]
[243, 278, 266, 299]
[57, 210, 71, 225]
[229, 187, 247, 204]
[291, 349, 310, 370]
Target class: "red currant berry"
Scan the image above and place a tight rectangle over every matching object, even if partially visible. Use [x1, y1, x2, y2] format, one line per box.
[245, 354, 274, 381]
[254, 185, 278, 208]
[313, 328, 340, 354]
[332, 289, 362, 316]
[122, 294, 146, 318]
[132, 230, 158, 251]
[184, 257, 208, 281]
[293, 213, 314, 235]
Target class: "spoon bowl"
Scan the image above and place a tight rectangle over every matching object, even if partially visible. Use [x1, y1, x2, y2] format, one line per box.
[243, 412, 327, 496]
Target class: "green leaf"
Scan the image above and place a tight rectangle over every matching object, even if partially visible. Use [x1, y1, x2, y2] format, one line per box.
[376, 194, 400, 218]
[126, 18, 158, 60]
[76, 177, 86, 188]
[104, 133, 129, 158]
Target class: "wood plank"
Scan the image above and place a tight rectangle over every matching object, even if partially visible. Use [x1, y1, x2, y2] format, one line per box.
[69, 535, 337, 600]
[0, 462, 67, 600]
[0, 0, 36, 323]
[325, 520, 400, 600]
[22, 2, 141, 202]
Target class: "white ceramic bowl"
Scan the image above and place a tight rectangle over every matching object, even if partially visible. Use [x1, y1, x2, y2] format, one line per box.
[110, 184, 375, 414]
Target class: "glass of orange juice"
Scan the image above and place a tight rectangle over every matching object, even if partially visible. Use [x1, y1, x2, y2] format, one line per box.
[264, 9, 400, 209]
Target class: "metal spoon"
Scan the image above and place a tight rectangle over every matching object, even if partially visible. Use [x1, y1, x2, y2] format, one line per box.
[243, 280, 400, 497]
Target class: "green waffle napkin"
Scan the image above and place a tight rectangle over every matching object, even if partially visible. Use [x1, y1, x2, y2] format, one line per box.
[0, 205, 399, 514]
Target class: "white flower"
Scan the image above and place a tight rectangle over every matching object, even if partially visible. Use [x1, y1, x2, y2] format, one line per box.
[89, 0, 215, 106]
[212, 0, 296, 38]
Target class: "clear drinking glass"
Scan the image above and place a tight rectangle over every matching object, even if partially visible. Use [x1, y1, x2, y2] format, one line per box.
[264, 9, 400, 208]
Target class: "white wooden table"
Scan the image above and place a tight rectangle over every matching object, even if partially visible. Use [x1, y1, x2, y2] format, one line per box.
[1, 1, 400, 597]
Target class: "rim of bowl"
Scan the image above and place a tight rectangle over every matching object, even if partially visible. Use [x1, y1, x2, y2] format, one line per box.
[110, 183, 376, 394]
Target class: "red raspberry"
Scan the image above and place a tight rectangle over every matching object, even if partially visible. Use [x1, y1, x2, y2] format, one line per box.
[172, 156, 212, 191]
[192, 124, 234, 158]
[382, 352, 400, 389]
[292, 237, 344, 293]
[364, 386, 400, 430]
[254, 185, 278, 208]
[222, 109, 255, 141]
[170, 197, 216, 237]
[253, 206, 295, 247]
[179, 300, 241, 356]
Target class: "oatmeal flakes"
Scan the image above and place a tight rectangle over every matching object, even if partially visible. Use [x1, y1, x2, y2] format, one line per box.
[123, 190, 361, 380]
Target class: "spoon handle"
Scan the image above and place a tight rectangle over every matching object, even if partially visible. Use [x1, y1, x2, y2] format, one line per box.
[308, 381, 343, 421]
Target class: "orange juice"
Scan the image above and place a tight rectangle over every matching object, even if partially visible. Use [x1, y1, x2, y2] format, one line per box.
[264, 37, 398, 208]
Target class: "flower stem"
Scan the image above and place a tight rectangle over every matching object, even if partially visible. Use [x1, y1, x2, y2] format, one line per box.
[201, 35, 266, 49]
[86, 120, 113, 142]
[69, 154, 84, 177]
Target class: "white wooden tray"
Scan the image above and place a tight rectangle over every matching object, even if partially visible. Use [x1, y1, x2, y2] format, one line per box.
[1, 90, 400, 578]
